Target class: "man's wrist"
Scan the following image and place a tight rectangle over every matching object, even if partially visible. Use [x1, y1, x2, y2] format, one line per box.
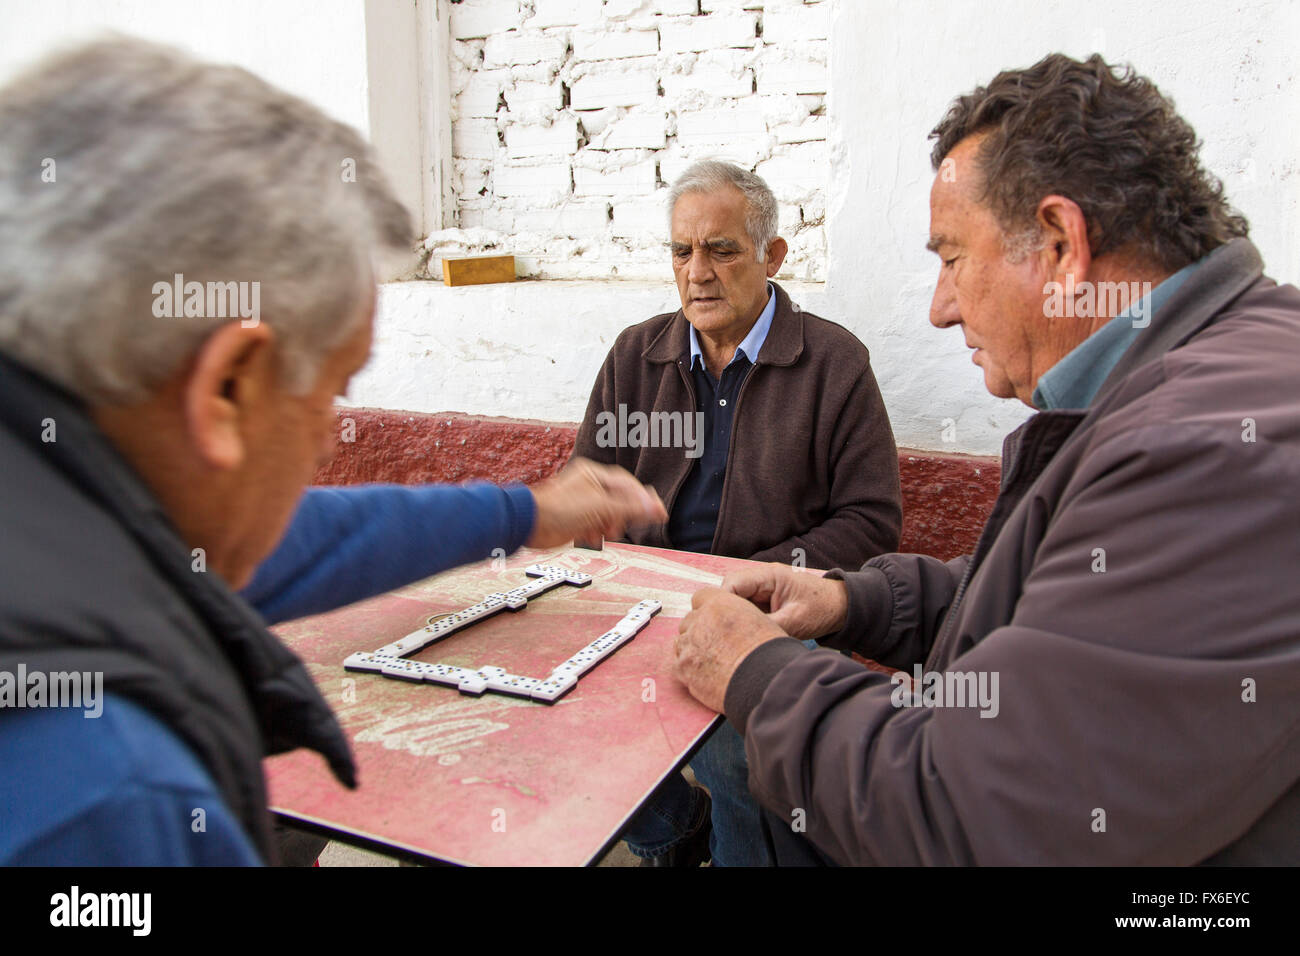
[819, 576, 850, 637]
[723, 637, 809, 735]
[820, 565, 892, 655]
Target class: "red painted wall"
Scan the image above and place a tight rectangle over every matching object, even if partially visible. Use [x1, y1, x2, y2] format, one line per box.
[315, 408, 999, 561]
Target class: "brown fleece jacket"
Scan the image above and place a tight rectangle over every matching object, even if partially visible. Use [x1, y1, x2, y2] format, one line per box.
[573, 282, 902, 569]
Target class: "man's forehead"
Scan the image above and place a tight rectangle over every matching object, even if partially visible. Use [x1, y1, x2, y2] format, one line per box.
[928, 134, 988, 246]
[670, 188, 749, 236]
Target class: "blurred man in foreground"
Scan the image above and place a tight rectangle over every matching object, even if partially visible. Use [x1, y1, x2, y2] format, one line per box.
[0, 38, 662, 865]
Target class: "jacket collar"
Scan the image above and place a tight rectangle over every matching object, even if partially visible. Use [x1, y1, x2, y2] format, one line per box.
[644, 280, 805, 367]
[999, 238, 1266, 487]
[1093, 237, 1263, 406]
[997, 239, 1266, 507]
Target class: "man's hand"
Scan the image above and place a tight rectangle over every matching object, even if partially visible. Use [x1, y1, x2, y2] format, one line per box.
[673, 587, 789, 713]
[526, 458, 666, 549]
[720, 563, 849, 641]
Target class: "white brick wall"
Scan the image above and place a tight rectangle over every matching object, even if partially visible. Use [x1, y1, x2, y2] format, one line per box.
[757, 54, 828, 94]
[482, 32, 567, 68]
[441, 0, 832, 281]
[505, 115, 580, 158]
[569, 67, 660, 109]
[452, 118, 499, 160]
[572, 28, 659, 60]
[494, 159, 572, 201]
[573, 152, 659, 196]
[676, 104, 766, 146]
[588, 110, 669, 149]
[456, 70, 506, 118]
[516, 200, 611, 234]
[528, 0, 603, 28]
[451, 0, 522, 40]
[611, 199, 666, 237]
[661, 65, 753, 99]
[763, 4, 830, 42]
[503, 80, 564, 114]
[660, 12, 757, 53]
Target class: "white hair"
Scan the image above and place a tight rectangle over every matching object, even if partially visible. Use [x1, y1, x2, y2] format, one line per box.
[667, 160, 780, 261]
[0, 36, 412, 404]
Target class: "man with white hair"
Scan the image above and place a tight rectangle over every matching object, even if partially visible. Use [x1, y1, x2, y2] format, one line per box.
[0, 37, 663, 865]
[574, 161, 903, 865]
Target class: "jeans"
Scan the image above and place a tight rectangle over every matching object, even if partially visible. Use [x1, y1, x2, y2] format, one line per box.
[624, 639, 818, 866]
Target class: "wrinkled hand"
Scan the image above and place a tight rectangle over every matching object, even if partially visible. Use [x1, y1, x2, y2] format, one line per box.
[673, 587, 789, 713]
[719, 563, 849, 641]
[526, 458, 666, 549]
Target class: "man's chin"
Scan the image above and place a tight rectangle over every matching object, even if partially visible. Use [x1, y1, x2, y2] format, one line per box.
[684, 304, 734, 330]
[982, 368, 1018, 401]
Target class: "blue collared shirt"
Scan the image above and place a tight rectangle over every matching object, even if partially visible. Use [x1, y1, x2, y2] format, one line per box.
[1033, 262, 1200, 411]
[688, 282, 777, 375]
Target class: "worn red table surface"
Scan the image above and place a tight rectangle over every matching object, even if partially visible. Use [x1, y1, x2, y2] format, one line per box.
[264, 542, 755, 866]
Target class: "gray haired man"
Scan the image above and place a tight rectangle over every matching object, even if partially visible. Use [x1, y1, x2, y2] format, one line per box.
[0, 37, 664, 865]
[574, 161, 903, 865]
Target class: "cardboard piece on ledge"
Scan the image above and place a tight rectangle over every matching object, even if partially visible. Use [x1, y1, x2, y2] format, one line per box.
[441, 255, 517, 287]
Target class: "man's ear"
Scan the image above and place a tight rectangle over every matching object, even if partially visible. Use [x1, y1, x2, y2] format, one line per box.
[182, 321, 276, 470]
[1035, 194, 1092, 285]
[764, 237, 789, 278]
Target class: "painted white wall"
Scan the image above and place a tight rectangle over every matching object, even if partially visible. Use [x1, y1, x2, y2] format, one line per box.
[436, 0, 833, 282]
[355, 0, 1299, 454]
[344, 277, 833, 421]
[0, 0, 440, 238]
[828, 0, 1300, 453]
[3, 1, 1296, 453]
[0, 1, 371, 132]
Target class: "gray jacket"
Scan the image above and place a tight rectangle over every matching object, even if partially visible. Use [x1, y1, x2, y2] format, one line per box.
[725, 238, 1300, 864]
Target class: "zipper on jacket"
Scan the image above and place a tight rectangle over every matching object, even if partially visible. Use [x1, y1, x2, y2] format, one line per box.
[927, 411, 1085, 666]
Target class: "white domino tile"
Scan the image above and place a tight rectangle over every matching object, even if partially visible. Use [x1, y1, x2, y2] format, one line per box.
[344, 567, 656, 704]
[371, 564, 593, 658]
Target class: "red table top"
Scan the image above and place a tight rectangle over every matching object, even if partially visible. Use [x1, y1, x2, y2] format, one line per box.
[264, 542, 752, 866]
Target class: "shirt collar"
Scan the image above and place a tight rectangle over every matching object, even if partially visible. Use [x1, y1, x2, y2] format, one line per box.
[689, 282, 777, 371]
[1032, 261, 1201, 411]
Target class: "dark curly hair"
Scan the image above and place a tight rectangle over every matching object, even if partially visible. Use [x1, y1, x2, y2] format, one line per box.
[930, 53, 1248, 272]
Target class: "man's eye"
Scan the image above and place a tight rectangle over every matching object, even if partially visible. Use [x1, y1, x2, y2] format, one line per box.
[942, 257, 958, 268]
[712, 250, 738, 260]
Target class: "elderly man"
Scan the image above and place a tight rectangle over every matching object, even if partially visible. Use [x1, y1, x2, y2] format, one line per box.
[0, 38, 662, 866]
[674, 53, 1300, 864]
[574, 161, 902, 865]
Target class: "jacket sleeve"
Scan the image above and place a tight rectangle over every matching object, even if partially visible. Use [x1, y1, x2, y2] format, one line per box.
[572, 345, 619, 466]
[747, 360, 902, 569]
[726, 420, 1300, 864]
[818, 552, 971, 667]
[242, 483, 536, 625]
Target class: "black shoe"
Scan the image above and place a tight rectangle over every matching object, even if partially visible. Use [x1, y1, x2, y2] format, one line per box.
[638, 788, 712, 867]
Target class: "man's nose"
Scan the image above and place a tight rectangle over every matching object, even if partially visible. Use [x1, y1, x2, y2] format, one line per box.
[929, 270, 961, 329]
[687, 248, 715, 284]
